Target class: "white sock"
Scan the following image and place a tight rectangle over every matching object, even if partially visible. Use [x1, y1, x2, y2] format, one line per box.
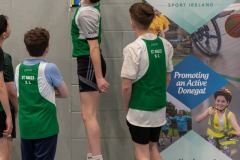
[87, 153, 92, 160]
[92, 155, 103, 160]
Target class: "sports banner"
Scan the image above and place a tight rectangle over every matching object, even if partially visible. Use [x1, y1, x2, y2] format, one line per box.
[145, 0, 240, 159]
[167, 55, 228, 110]
[146, 0, 237, 33]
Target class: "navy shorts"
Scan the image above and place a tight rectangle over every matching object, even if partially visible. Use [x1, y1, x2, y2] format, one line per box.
[127, 120, 161, 145]
[77, 55, 106, 92]
[21, 134, 58, 160]
[0, 109, 16, 138]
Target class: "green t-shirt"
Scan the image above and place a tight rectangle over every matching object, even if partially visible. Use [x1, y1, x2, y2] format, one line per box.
[0, 52, 14, 111]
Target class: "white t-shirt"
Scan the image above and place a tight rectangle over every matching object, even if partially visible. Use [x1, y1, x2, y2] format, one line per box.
[121, 33, 174, 127]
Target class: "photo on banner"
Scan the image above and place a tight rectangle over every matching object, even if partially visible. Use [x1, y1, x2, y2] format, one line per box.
[164, 49, 240, 160]
[192, 83, 240, 160]
[70, 0, 80, 7]
[192, 2, 240, 89]
[157, 94, 191, 152]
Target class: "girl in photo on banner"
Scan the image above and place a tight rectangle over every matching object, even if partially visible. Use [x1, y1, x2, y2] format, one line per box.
[196, 87, 240, 156]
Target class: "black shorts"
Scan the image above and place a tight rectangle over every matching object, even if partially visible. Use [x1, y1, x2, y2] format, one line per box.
[77, 55, 106, 92]
[0, 109, 16, 138]
[127, 120, 161, 145]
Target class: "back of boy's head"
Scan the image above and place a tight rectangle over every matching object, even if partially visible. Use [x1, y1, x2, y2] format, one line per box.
[24, 27, 49, 57]
[0, 15, 8, 36]
[129, 2, 154, 30]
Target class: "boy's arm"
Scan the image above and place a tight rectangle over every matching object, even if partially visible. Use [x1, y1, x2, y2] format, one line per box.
[121, 42, 140, 114]
[166, 72, 171, 88]
[0, 71, 12, 136]
[79, 11, 109, 93]
[88, 39, 109, 93]
[46, 63, 68, 98]
[5, 82, 18, 118]
[55, 82, 68, 98]
[165, 38, 173, 88]
[4, 53, 18, 117]
[122, 78, 132, 114]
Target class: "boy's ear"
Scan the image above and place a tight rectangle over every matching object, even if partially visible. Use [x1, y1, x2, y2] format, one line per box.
[45, 46, 49, 54]
[1, 32, 6, 39]
[130, 17, 135, 28]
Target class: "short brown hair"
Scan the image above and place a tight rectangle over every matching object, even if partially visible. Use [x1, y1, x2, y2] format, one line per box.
[129, 3, 154, 30]
[0, 15, 8, 36]
[24, 27, 50, 57]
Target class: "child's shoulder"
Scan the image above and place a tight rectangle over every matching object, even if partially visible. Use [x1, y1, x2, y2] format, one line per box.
[3, 52, 10, 56]
[124, 38, 145, 50]
[3, 52, 12, 60]
[45, 62, 59, 70]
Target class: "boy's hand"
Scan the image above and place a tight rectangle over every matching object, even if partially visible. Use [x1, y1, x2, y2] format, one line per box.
[97, 77, 110, 93]
[54, 87, 60, 96]
[3, 116, 12, 136]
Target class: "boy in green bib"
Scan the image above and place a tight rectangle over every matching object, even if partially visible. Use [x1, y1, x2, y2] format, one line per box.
[71, 0, 109, 159]
[0, 14, 16, 160]
[15, 27, 68, 160]
[121, 3, 173, 160]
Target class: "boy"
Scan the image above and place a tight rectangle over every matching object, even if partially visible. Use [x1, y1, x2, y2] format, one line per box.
[121, 3, 173, 160]
[1, 51, 18, 160]
[71, 0, 109, 159]
[15, 27, 68, 160]
[0, 14, 14, 160]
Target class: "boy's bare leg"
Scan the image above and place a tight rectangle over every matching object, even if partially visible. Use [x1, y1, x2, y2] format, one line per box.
[0, 137, 12, 160]
[86, 135, 92, 159]
[149, 142, 162, 160]
[80, 92, 102, 156]
[134, 142, 150, 160]
[7, 138, 13, 160]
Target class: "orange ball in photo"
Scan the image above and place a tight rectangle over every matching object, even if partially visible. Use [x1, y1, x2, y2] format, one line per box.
[225, 14, 240, 38]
